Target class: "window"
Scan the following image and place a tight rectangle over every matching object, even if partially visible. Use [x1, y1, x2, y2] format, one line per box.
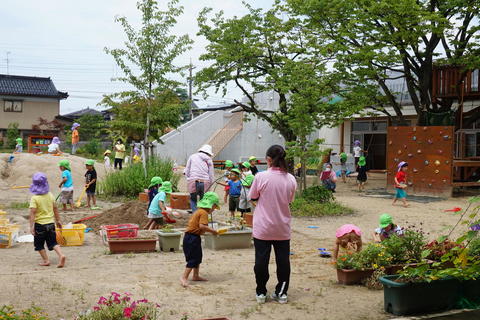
[4, 100, 22, 112]
[352, 121, 370, 131]
[372, 121, 387, 131]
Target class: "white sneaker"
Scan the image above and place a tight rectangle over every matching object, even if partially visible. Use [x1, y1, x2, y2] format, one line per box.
[271, 293, 288, 304]
[256, 294, 267, 304]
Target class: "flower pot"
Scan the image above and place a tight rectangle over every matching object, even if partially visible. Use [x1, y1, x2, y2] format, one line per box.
[108, 238, 157, 254]
[336, 269, 374, 285]
[203, 228, 252, 250]
[138, 192, 149, 203]
[380, 275, 461, 316]
[244, 213, 253, 227]
[170, 193, 190, 210]
[156, 230, 182, 252]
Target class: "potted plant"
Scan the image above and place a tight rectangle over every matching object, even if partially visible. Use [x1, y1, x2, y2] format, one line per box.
[156, 225, 182, 252]
[243, 213, 253, 227]
[108, 236, 157, 254]
[382, 229, 427, 274]
[336, 243, 393, 285]
[204, 218, 252, 250]
[380, 198, 480, 315]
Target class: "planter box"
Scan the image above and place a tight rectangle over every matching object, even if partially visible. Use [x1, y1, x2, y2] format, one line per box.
[138, 192, 149, 203]
[460, 279, 480, 306]
[204, 229, 252, 250]
[170, 193, 190, 210]
[244, 213, 253, 227]
[108, 238, 157, 254]
[336, 269, 374, 285]
[157, 230, 182, 252]
[380, 275, 460, 316]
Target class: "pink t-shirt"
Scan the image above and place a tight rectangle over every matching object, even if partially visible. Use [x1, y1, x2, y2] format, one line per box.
[249, 167, 297, 240]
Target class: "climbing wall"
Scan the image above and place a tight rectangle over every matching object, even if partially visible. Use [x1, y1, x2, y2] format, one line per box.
[386, 126, 454, 197]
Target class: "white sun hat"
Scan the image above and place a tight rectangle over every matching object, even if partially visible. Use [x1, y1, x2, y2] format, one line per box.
[198, 144, 213, 157]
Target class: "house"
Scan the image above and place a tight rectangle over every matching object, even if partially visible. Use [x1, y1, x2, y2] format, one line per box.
[0, 74, 68, 145]
[62, 107, 114, 121]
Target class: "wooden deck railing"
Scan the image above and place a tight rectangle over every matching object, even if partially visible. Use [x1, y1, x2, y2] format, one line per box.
[432, 66, 480, 101]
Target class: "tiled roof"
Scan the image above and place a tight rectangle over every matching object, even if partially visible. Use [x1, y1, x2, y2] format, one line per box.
[0, 74, 68, 99]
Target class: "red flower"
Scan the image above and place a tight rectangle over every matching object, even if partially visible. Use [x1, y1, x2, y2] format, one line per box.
[93, 306, 100, 311]
[444, 207, 462, 212]
[97, 297, 108, 305]
[123, 307, 133, 318]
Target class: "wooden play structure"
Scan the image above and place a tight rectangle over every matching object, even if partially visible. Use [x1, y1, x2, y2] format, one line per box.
[27, 135, 54, 153]
[386, 65, 480, 196]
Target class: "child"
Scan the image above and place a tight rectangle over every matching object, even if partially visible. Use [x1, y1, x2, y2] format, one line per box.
[393, 161, 409, 207]
[180, 191, 219, 287]
[147, 176, 163, 208]
[353, 140, 364, 169]
[340, 152, 347, 183]
[240, 161, 253, 178]
[58, 160, 74, 212]
[357, 156, 368, 191]
[223, 160, 234, 204]
[249, 156, 259, 175]
[85, 159, 98, 209]
[373, 213, 404, 242]
[29, 172, 66, 268]
[239, 174, 254, 217]
[333, 224, 363, 262]
[71, 123, 80, 155]
[14, 137, 23, 153]
[146, 181, 176, 229]
[218, 169, 242, 217]
[48, 137, 62, 155]
[133, 146, 142, 164]
[104, 150, 112, 172]
[320, 163, 337, 192]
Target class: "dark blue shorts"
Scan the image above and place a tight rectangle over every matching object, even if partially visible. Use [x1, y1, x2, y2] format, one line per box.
[34, 223, 57, 251]
[183, 232, 202, 268]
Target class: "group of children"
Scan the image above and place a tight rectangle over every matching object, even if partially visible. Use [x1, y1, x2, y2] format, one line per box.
[217, 157, 258, 218]
[145, 176, 177, 229]
[320, 153, 368, 193]
[332, 213, 404, 261]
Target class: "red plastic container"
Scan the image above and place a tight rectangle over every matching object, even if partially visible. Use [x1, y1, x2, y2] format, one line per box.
[101, 224, 139, 240]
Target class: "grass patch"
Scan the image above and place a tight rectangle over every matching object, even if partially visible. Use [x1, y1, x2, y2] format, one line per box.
[290, 197, 353, 217]
[9, 201, 30, 209]
[99, 157, 179, 199]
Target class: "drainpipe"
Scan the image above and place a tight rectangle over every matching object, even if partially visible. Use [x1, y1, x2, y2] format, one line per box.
[340, 122, 345, 152]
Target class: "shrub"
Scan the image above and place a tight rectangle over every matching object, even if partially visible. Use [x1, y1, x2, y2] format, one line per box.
[77, 292, 160, 320]
[336, 243, 393, 270]
[0, 305, 48, 320]
[6, 123, 20, 148]
[301, 185, 334, 203]
[383, 230, 426, 264]
[290, 198, 352, 217]
[468, 237, 480, 257]
[84, 139, 100, 156]
[99, 157, 179, 198]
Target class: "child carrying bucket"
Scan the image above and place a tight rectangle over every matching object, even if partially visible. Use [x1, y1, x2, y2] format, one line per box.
[333, 224, 363, 262]
[180, 192, 219, 287]
[393, 161, 409, 208]
[29, 172, 66, 268]
[146, 181, 176, 229]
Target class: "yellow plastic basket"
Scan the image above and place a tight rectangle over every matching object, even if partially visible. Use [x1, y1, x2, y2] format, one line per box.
[60, 224, 86, 246]
[0, 225, 19, 248]
[0, 218, 9, 225]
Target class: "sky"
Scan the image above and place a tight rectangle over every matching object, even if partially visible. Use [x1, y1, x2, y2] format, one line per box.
[0, 0, 275, 114]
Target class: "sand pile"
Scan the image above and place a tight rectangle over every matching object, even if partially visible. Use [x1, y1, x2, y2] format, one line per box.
[86, 200, 191, 231]
[0, 153, 106, 195]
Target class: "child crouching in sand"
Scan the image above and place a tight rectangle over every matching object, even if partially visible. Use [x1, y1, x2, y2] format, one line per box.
[29, 172, 66, 268]
[333, 224, 362, 262]
[181, 192, 219, 287]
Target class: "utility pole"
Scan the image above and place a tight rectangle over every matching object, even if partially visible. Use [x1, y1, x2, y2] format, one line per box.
[188, 58, 196, 120]
[6, 52, 11, 75]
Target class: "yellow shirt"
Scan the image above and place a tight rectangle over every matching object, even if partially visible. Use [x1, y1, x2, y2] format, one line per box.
[115, 144, 126, 159]
[29, 193, 55, 225]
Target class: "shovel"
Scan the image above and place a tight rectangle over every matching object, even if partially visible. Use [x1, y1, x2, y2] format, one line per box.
[75, 187, 88, 208]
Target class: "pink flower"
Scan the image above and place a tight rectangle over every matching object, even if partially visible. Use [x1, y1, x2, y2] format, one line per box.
[137, 299, 149, 304]
[123, 307, 133, 318]
[130, 301, 137, 309]
[97, 297, 108, 305]
[93, 306, 100, 311]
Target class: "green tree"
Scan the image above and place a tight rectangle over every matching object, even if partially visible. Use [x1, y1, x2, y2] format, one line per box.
[6, 122, 19, 149]
[76, 114, 107, 141]
[195, 4, 363, 173]
[288, 0, 480, 124]
[102, 0, 193, 163]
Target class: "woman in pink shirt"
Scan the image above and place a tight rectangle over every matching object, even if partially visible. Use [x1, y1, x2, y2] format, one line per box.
[184, 145, 215, 212]
[249, 145, 297, 304]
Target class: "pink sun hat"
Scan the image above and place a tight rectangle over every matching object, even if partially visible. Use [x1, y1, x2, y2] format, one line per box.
[336, 224, 362, 238]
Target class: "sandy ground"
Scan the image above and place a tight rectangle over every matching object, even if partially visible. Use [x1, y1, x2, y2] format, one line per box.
[0, 173, 473, 320]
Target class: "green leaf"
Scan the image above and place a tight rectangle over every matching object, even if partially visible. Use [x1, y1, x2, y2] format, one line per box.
[437, 235, 448, 243]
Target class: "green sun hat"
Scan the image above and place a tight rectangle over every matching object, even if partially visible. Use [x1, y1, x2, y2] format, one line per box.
[58, 159, 71, 171]
[340, 152, 347, 161]
[16, 138, 23, 144]
[160, 181, 173, 193]
[249, 156, 257, 162]
[231, 168, 241, 176]
[242, 161, 251, 169]
[358, 156, 366, 166]
[379, 214, 393, 229]
[197, 192, 220, 209]
[85, 159, 95, 166]
[242, 174, 254, 187]
[148, 176, 163, 188]
[225, 160, 234, 168]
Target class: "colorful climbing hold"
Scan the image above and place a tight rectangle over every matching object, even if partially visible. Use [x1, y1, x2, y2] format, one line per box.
[427, 139, 433, 144]
[413, 168, 418, 173]
[434, 160, 441, 166]
[413, 136, 417, 141]
[425, 160, 429, 165]
[435, 170, 439, 174]
[408, 153, 413, 158]
[417, 149, 422, 154]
